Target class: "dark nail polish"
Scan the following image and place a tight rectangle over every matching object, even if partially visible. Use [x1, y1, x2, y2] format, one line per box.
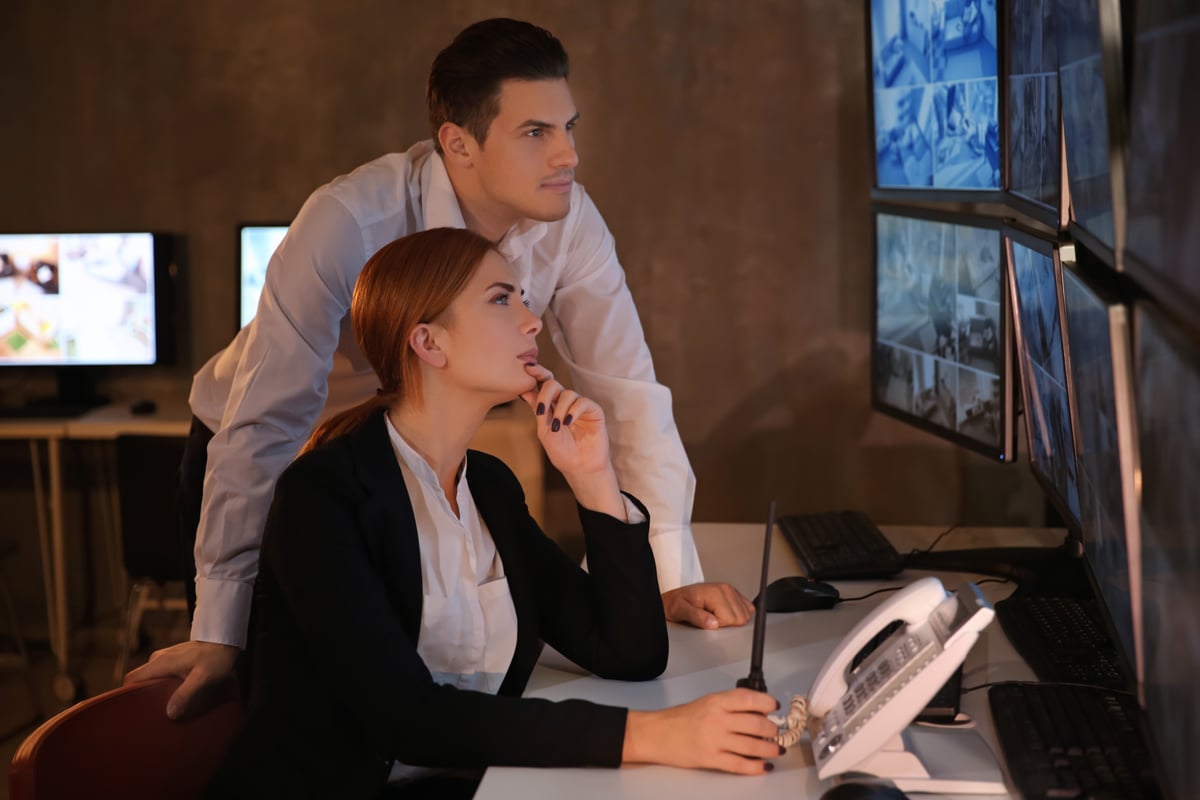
[536, 403, 545, 416]
[551, 418, 561, 432]
[777, 745, 785, 756]
[563, 414, 573, 426]
[764, 762, 775, 772]
[775, 698, 781, 710]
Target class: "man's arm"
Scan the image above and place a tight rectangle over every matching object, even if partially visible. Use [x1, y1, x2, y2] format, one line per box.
[546, 189, 752, 627]
[126, 194, 369, 711]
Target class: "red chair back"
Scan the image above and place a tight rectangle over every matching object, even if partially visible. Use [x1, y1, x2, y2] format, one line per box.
[9, 677, 242, 800]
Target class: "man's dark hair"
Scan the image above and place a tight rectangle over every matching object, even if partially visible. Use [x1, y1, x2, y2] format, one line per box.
[427, 18, 569, 154]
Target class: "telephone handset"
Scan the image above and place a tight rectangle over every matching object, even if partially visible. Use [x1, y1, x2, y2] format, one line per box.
[804, 576, 995, 780]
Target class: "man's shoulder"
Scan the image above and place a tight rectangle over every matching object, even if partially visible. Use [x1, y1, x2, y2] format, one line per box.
[313, 141, 436, 217]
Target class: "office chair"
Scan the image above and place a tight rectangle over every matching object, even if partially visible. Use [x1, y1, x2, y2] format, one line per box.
[112, 435, 190, 682]
[8, 676, 243, 800]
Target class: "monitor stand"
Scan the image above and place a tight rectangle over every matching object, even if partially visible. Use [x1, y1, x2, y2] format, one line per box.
[0, 367, 108, 418]
[903, 543, 1089, 596]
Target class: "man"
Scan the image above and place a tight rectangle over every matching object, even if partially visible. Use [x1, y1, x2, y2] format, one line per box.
[129, 18, 752, 717]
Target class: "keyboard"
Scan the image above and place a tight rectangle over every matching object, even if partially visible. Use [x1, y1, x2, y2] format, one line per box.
[989, 682, 1161, 799]
[777, 510, 904, 580]
[995, 595, 1128, 690]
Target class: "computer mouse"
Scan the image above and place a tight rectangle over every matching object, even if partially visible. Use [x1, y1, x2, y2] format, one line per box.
[758, 576, 840, 613]
[820, 781, 909, 800]
[130, 399, 157, 415]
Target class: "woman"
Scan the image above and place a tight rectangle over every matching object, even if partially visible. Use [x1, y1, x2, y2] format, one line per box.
[207, 228, 779, 798]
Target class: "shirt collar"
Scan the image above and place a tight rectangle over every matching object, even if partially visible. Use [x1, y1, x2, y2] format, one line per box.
[421, 145, 550, 262]
[383, 411, 468, 494]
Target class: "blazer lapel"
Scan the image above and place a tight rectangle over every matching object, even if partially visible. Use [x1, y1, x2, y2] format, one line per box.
[346, 409, 425, 642]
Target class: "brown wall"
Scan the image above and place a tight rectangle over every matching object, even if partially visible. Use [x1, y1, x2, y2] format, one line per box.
[0, 2, 1042, 623]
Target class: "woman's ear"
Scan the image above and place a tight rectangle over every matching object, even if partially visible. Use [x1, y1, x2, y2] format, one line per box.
[409, 323, 448, 368]
[438, 122, 475, 169]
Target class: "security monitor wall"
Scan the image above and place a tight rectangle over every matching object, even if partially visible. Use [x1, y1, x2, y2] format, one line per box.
[869, 0, 1001, 194]
[1133, 302, 1200, 799]
[872, 207, 1013, 462]
[1005, 0, 1063, 226]
[1057, 0, 1124, 263]
[1006, 227, 1081, 529]
[1060, 252, 1140, 672]
[1123, 0, 1200, 323]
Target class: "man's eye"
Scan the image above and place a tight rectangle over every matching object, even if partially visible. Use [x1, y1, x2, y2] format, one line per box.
[526, 128, 542, 137]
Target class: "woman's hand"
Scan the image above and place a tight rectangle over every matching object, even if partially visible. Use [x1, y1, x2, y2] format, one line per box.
[519, 363, 624, 519]
[622, 688, 782, 774]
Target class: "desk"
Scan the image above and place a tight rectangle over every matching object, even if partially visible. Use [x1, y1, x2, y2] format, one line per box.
[4, 401, 543, 701]
[476, 522, 1062, 799]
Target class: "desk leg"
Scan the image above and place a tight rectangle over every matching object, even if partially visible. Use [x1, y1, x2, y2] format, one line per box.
[47, 438, 76, 702]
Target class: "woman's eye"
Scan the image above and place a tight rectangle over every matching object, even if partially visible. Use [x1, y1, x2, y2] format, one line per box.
[491, 293, 510, 305]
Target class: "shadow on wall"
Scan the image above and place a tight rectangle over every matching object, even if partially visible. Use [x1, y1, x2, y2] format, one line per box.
[688, 330, 966, 525]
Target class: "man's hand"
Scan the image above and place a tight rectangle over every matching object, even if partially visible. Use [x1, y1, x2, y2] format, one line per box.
[662, 582, 755, 629]
[123, 640, 240, 719]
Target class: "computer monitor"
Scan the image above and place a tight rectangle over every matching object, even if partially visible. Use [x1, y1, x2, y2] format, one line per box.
[868, 0, 1001, 198]
[0, 232, 176, 411]
[1123, 1, 1200, 327]
[1059, 247, 1141, 680]
[1133, 301, 1200, 798]
[872, 206, 1015, 462]
[1004, 225, 1081, 529]
[1056, 0, 1127, 266]
[237, 223, 288, 329]
[1004, 0, 1065, 227]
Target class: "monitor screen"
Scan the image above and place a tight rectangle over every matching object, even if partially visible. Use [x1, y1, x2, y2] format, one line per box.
[870, 0, 1000, 191]
[1006, 0, 1062, 220]
[872, 208, 1013, 461]
[1006, 230, 1081, 527]
[1060, 258, 1138, 667]
[1124, 2, 1200, 319]
[1057, 0, 1119, 255]
[1134, 302, 1200, 798]
[0, 233, 167, 366]
[238, 224, 288, 329]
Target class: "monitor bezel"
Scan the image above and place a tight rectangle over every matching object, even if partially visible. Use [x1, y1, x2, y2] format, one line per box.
[870, 203, 1017, 463]
[1001, 0, 1068, 229]
[864, 0, 1008, 204]
[1059, 244, 1144, 694]
[0, 230, 177, 369]
[1058, 0, 1129, 271]
[235, 222, 290, 333]
[1003, 221, 1082, 533]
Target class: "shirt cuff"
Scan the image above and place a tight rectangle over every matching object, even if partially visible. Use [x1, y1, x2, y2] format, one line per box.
[621, 494, 647, 525]
[190, 577, 255, 649]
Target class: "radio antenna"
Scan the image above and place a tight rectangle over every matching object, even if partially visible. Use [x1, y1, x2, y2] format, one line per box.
[737, 499, 775, 693]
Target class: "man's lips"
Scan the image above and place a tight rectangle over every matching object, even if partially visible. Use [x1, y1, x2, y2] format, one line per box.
[541, 175, 574, 193]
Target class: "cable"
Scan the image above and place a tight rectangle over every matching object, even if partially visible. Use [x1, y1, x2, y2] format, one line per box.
[907, 523, 961, 557]
[839, 585, 904, 603]
[768, 694, 809, 748]
[965, 679, 1138, 697]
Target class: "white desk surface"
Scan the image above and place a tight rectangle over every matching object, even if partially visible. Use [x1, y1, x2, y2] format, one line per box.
[476, 522, 1064, 799]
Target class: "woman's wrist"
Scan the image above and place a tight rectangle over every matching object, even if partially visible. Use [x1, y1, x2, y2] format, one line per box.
[621, 709, 654, 764]
[565, 465, 625, 520]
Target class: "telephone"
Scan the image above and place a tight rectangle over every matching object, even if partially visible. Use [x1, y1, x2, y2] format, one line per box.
[771, 576, 1005, 793]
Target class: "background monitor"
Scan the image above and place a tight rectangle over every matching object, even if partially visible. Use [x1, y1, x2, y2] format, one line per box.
[1059, 247, 1141, 681]
[1056, 0, 1127, 265]
[1123, 1, 1200, 326]
[238, 224, 288, 329]
[868, 0, 1001, 196]
[1005, 0, 1064, 226]
[1005, 225, 1081, 529]
[871, 206, 1014, 462]
[1133, 301, 1200, 798]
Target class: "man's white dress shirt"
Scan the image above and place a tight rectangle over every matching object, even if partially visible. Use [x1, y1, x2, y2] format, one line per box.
[189, 140, 700, 647]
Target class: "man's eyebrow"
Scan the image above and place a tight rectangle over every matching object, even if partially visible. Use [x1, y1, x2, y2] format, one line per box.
[516, 112, 581, 130]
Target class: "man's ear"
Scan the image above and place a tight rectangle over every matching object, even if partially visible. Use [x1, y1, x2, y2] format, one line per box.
[438, 122, 476, 168]
[409, 323, 448, 368]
